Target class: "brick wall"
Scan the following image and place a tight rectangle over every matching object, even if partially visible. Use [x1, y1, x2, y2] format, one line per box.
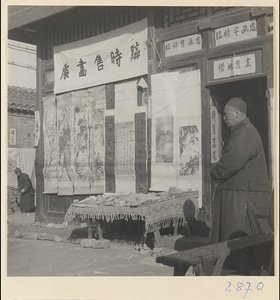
[8, 112, 35, 148]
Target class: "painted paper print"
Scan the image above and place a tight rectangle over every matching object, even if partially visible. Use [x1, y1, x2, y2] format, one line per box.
[57, 93, 74, 195]
[179, 124, 200, 176]
[89, 110, 105, 193]
[43, 95, 59, 193]
[155, 116, 173, 163]
[88, 86, 106, 193]
[72, 90, 91, 194]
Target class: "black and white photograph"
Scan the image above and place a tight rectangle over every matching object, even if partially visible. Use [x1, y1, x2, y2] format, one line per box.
[2, 2, 279, 300]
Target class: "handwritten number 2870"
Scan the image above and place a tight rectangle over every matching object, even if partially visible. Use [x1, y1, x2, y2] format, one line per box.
[225, 281, 264, 298]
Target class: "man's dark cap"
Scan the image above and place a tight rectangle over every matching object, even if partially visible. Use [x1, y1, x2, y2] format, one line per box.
[14, 167, 21, 174]
[226, 97, 247, 114]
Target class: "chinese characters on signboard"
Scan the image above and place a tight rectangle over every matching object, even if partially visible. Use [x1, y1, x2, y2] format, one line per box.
[213, 53, 256, 79]
[215, 20, 257, 46]
[54, 19, 148, 94]
[210, 99, 221, 163]
[164, 34, 202, 57]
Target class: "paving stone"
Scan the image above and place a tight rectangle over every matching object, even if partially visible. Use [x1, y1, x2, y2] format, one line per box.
[14, 230, 23, 238]
[21, 232, 38, 239]
[139, 248, 149, 255]
[80, 238, 110, 249]
[54, 236, 62, 242]
[37, 233, 55, 241]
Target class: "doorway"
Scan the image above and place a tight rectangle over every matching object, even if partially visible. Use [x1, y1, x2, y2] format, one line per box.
[208, 76, 269, 175]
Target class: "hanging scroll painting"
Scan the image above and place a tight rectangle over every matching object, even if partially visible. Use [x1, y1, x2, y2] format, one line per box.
[71, 90, 91, 194]
[155, 116, 174, 163]
[57, 93, 74, 195]
[88, 86, 106, 194]
[43, 94, 59, 193]
[179, 121, 200, 176]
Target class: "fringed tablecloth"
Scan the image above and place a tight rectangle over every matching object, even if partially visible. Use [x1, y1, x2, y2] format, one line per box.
[64, 191, 199, 234]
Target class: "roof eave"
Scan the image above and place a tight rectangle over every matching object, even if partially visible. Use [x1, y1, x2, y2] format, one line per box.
[8, 6, 74, 30]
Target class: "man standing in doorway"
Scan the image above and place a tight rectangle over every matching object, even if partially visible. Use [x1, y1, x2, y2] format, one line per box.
[210, 97, 273, 273]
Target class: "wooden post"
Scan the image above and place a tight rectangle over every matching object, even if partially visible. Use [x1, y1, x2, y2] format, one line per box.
[87, 219, 93, 239]
[153, 229, 162, 248]
[96, 221, 103, 240]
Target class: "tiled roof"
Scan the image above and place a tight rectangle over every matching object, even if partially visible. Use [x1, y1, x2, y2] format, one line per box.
[8, 85, 36, 113]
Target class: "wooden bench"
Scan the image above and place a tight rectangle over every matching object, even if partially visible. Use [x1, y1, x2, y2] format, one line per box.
[156, 233, 274, 276]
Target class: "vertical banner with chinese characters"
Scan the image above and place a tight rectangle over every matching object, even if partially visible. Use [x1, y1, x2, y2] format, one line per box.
[210, 97, 221, 163]
[214, 20, 257, 46]
[105, 115, 116, 193]
[135, 112, 148, 193]
[43, 94, 59, 193]
[54, 19, 148, 94]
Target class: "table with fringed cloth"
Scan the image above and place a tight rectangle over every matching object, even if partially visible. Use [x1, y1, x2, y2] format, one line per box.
[64, 190, 199, 245]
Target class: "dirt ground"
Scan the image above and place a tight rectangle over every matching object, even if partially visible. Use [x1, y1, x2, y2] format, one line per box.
[7, 237, 187, 277]
[6, 211, 204, 277]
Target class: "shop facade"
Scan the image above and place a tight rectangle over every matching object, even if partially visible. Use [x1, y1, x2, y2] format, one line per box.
[8, 7, 274, 234]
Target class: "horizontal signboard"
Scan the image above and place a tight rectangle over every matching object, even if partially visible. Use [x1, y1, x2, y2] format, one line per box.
[214, 19, 257, 46]
[54, 19, 148, 94]
[213, 53, 256, 79]
[164, 33, 202, 57]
